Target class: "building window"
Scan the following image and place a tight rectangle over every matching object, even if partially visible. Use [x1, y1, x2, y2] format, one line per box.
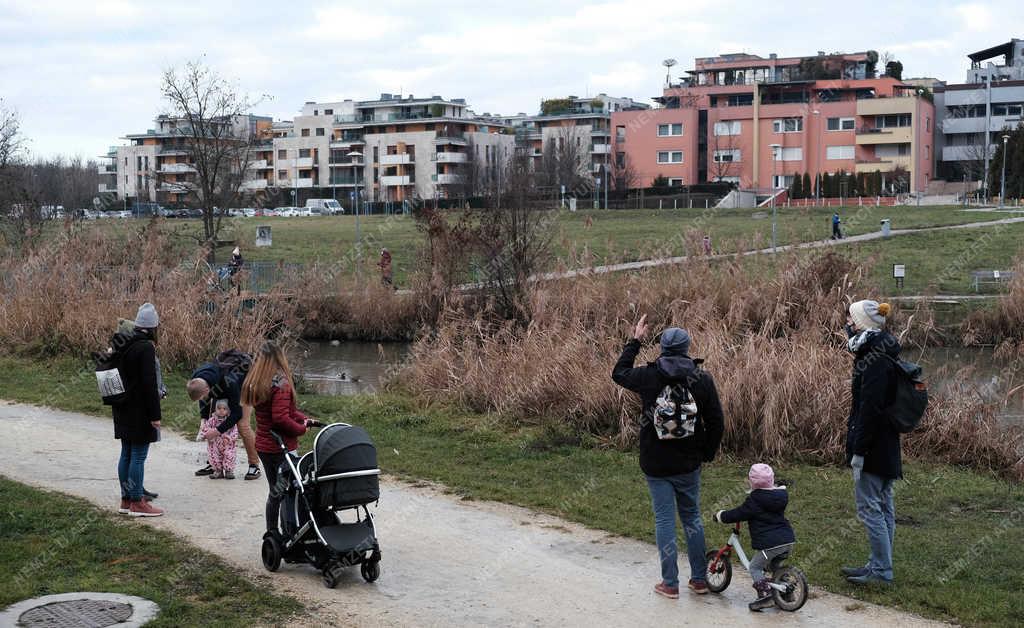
[772, 118, 803, 133]
[773, 147, 803, 161]
[772, 174, 795, 188]
[826, 145, 855, 160]
[299, 148, 311, 158]
[875, 114, 912, 128]
[826, 117, 855, 131]
[616, 151, 625, 168]
[316, 128, 325, 136]
[713, 149, 741, 162]
[301, 128, 310, 137]
[657, 123, 683, 136]
[278, 149, 287, 159]
[324, 109, 333, 115]
[615, 125, 626, 141]
[277, 170, 287, 179]
[668, 178, 684, 186]
[713, 121, 741, 136]
[656, 150, 683, 163]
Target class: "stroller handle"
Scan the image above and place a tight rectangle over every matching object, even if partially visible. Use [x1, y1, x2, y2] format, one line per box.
[269, 421, 327, 452]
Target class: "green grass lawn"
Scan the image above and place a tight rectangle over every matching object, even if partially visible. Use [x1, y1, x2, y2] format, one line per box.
[74, 206, 1022, 286]
[0, 477, 304, 627]
[1, 354, 1022, 627]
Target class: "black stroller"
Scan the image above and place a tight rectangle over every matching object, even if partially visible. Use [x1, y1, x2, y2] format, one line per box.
[260, 422, 382, 588]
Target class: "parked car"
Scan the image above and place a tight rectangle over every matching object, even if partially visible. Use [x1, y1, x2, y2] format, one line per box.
[117, 210, 132, 219]
[279, 206, 302, 217]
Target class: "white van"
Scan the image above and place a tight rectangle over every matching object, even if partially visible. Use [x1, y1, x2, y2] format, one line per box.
[305, 198, 344, 215]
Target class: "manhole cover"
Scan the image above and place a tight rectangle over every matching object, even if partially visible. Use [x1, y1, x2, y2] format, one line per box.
[18, 599, 133, 627]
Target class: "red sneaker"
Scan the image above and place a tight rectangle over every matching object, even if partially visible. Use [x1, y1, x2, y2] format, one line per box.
[129, 500, 164, 517]
[688, 579, 709, 595]
[654, 582, 679, 599]
[118, 499, 130, 514]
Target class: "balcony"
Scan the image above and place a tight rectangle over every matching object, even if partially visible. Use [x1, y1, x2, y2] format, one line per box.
[432, 152, 467, 163]
[380, 153, 414, 165]
[942, 144, 995, 162]
[434, 133, 467, 146]
[158, 147, 189, 156]
[380, 175, 412, 186]
[248, 159, 269, 169]
[591, 128, 611, 137]
[160, 163, 195, 173]
[328, 156, 363, 166]
[242, 178, 269, 190]
[856, 96, 917, 117]
[158, 182, 197, 192]
[433, 174, 464, 185]
[98, 183, 115, 193]
[854, 155, 911, 173]
[591, 143, 611, 154]
[295, 177, 314, 188]
[329, 176, 361, 186]
[855, 126, 912, 144]
[330, 135, 365, 147]
[295, 157, 314, 168]
[97, 165, 117, 175]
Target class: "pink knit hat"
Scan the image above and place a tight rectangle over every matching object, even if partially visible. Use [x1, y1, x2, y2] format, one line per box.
[748, 463, 776, 490]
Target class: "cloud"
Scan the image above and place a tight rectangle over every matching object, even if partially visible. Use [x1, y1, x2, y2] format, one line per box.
[953, 3, 995, 33]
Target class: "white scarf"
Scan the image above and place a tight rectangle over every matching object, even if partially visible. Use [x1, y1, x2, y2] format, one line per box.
[847, 328, 880, 353]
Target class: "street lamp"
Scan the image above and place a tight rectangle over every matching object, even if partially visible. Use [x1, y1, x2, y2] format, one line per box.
[769, 143, 781, 252]
[999, 134, 1010, 209]
[347, 150, 364, 261]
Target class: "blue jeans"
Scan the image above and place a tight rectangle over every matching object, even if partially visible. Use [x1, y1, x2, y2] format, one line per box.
[645, 469, 707, 588]
[118, 440, 150, 501]
[854, 470, 895, 581]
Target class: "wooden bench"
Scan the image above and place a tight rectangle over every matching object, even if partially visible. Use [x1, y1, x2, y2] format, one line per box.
[971, 270, 1016, 292]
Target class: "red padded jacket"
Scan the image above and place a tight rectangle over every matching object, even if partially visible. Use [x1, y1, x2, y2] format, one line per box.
[254, 376, 308, 454]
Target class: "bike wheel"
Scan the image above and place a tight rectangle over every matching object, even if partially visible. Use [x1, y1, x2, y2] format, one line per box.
[772, 566, 808, 612]
[704, 549, 732, 593]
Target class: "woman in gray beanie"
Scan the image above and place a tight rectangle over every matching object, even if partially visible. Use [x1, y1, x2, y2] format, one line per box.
[111, 302, 164, 517]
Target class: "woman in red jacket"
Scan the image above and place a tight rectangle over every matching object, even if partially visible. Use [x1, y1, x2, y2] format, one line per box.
[241, 341, 311, 534]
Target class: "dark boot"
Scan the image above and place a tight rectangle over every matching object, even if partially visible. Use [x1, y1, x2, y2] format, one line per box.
[748, 579, 774, 611]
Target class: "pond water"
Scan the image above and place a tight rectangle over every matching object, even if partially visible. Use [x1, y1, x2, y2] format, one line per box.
[294, 340, 1023, 428]
[295, 340, 411, 396]
[913, 346, 1024, 426]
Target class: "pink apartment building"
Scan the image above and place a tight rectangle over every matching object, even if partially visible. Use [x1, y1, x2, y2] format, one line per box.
[612, 51, 935, 194]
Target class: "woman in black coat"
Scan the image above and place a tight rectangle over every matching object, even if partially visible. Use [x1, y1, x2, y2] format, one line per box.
[111, 303, 164, 517]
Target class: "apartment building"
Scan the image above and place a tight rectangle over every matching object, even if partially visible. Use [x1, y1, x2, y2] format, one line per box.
[611, 51, 935, 193]
[500, 94, 649, 184]
[934, 39, 1024, 182]
[110, 114, 273, 206]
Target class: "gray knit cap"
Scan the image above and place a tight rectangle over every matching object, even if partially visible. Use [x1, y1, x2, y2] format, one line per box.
[134, 302, 160, 329]
[660, 327, 691, 356]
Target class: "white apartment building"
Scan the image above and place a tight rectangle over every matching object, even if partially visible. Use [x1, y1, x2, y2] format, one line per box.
[934, 38, 1024, 181]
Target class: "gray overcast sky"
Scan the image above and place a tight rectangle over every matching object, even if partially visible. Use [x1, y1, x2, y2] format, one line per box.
[1, 0, 1020, 158]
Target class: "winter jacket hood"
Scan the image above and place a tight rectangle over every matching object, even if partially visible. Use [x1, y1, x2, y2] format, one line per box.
[654, 355, 697, 380]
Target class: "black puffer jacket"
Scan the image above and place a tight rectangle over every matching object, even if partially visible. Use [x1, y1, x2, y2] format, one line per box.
[612, 339, 725, 477]
[191, 361, 243, 434]
[719, 487, 796, 550]
[111, 330, 162, 443]
[846, 330, 903, 480]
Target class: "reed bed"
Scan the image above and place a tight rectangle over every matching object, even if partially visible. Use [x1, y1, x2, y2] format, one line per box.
[400, 250, 1024, 480]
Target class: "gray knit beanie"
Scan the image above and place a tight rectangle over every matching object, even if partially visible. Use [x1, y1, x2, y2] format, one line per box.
[660, 327, 691, 356]
[134, 302, 160, 329]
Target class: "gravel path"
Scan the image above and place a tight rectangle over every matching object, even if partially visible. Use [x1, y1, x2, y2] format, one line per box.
[0, 402, 948, 627]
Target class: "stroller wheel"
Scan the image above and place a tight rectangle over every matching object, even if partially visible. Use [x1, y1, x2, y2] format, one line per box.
[322, 567, 339, 589]
[261, 534, 282, 572]
[361, 560, 381, 583]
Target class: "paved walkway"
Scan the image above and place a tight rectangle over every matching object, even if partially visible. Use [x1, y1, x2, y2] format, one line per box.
[0, 402, 947, 627]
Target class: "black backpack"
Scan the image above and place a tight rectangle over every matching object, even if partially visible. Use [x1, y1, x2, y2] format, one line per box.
[216, 348, 254, 380]
[884, 355, 929, 433]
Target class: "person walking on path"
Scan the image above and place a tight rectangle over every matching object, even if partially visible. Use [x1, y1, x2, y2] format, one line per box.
[612, 315, 725, 599]
[112, 303, 164, 517]
[378, 248, 394, 287]
[832, 212, 843, 240]
[187, 352, 262, 481]
[842, 300, 901, 585]
[241, 341, 312, 536]
[713, 463, 796, 611]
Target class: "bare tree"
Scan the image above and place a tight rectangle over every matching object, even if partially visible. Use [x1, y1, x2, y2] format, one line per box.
[609, 150, 639, 193]
[537, 124, 589, 199]
[160, 60, 261, 249]
[709, 131, 740, 182]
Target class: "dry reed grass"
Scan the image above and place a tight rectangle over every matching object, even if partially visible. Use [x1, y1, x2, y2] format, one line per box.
[400, 249, 1024, 480]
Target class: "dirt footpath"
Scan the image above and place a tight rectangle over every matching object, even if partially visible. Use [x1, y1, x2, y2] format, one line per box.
[0, 402, 947, 627]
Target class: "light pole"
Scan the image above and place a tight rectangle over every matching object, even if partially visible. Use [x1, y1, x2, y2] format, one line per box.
[769, 143, 781, 252]
[999, 134, 1010, 209]
[812, 110, 821, 205]
[347, 150, 363, 262]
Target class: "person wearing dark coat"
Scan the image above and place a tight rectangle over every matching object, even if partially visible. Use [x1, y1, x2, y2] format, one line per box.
[842, 299, 900, 585]
[714, 463, 796, 611]
[111, 302, 164, 517]
[612, 315, 725, 599]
